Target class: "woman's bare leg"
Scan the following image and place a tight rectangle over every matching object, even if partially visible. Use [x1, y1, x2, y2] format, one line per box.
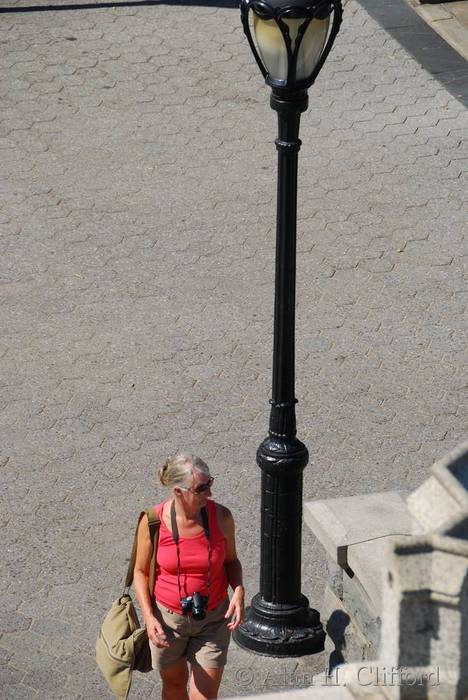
[160, 657, 190, 700]
[189, 666, 224, 700]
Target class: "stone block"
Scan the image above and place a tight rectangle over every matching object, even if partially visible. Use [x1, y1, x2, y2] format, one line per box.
[381, 535, 468, 664]
[323, 585, 377, 669]
[305, 492, 419, 665]
[347, 535, 413, 614]
[326, 556, 344, 599]
[304, 491, 419, 569]
[407, 440, 468, 533]
[340, 572, 381, 650]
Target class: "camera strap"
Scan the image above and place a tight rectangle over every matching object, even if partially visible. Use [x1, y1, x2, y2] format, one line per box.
[170, 499, 212, 601]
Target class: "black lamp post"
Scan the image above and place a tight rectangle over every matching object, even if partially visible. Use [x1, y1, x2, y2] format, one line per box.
[233, 0, 343, 656]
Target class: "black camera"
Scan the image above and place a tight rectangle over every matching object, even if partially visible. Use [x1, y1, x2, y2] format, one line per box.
[180, 592, 208, 620]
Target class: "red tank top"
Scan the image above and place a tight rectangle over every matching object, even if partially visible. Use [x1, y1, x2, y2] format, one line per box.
[154, 498, 229, 613]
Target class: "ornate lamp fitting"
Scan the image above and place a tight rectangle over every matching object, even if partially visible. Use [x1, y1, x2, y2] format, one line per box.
[240, 0, 343, 92]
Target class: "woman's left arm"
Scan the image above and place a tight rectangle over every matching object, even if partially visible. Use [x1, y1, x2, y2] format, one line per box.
[220, 506, 245, 631]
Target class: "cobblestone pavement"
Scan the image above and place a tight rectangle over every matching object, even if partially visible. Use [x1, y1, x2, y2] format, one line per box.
[0, 0, 467, 698]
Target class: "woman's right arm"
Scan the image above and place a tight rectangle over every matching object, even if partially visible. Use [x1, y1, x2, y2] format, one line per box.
[133, 514, 170, 648]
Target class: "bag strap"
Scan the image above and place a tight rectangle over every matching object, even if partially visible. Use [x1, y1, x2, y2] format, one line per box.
[124, 509, 160, 601]
[147, 508, 160, 603]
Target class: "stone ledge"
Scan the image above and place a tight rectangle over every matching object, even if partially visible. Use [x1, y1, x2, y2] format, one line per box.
[304, 491, 421, 663]
[304, 490, 420, 577]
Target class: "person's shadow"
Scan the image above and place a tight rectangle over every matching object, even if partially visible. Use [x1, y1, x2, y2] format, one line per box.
[326, 609, 350, 674]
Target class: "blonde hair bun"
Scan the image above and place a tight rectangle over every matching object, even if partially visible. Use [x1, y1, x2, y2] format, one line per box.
[158, 461, 169, 486]
[157, 453, 209, 490]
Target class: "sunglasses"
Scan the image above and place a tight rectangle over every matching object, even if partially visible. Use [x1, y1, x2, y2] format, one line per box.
[180, 477, 214, 495]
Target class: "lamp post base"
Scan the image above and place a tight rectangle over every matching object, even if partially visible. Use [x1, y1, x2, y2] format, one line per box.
[233, 594, 326, 657]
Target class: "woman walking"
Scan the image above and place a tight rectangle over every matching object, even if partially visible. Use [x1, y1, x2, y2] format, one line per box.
[134, 453, 244, 700]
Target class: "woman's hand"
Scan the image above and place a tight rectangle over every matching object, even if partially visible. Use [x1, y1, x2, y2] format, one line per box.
[219, 505, 244, 631]
[145, 614, 170, 648]
[225, 585, 245, 631]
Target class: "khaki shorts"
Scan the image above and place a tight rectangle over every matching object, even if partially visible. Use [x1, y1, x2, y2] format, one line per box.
[150, 597, 231, 671]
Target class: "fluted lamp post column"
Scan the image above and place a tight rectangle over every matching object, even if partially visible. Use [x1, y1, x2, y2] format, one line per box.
[233, 0, 343, 656]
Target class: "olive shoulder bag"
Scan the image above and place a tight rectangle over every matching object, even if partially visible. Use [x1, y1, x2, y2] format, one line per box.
[96, 508, 160, 700]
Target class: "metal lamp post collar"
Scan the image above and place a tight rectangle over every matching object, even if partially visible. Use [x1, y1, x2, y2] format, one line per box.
[240, 0, 343, 93]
